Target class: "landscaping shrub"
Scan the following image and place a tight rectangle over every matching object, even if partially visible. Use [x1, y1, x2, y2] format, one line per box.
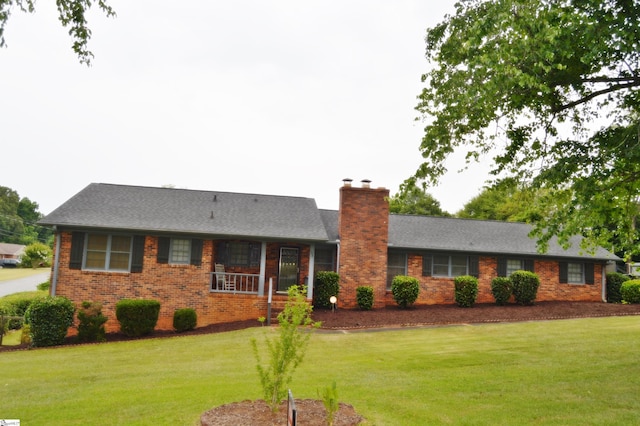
[454, 275, 478, 308]
[314, 271, 340, 309]
[115, 299, 161, 337]
[173, 308, 197, 332]
[621, 279, 640, 304]
[76, 301, 108, 343]
[37, 280, 50, 291]
[0, 292, 45, 329]
[356, 286, 374, 310]
[491, 277, 512, 306]
[606, 272, 629, 303]
[391, 276, 420, 308]
[510, 270, 540, 306]
[20, 324, 31, 345]
[24, 296, 75, 347]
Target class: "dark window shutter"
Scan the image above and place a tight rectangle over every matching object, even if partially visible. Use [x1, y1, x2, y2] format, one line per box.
[497, 257, 507, 277]
[131, 235, 145, 273]
[249, 243, 261, 267]
[468, 256, 479, 278]
[190, 239, 203, 266]
[422, 254, 432, 277]
[523, 258, 534, 273]
[585, 263, 595, 285]
[69, 232, 85, 269]
[559, 262, 568, 283]
[216, 241, 228, 264]
[157, 237, 170, 264]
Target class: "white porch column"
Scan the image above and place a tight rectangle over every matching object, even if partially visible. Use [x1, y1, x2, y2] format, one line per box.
[307, 244, 315, 300]
[258, 241, 267, 296]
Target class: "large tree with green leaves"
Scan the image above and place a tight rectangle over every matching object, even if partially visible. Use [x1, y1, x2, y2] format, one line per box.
[456, 179, 541, 222]
[414, 0, 640, 260]
[389, 184, 451, 216]
[0, 0, 115, 65]
[0, 186, 51, 245]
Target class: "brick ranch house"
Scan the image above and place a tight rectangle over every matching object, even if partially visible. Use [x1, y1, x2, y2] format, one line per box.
[40, 180, 618, 332]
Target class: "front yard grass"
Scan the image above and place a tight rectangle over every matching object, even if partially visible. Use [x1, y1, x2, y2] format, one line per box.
[1, 316, 639, 425]
[0, 267, 49, 282]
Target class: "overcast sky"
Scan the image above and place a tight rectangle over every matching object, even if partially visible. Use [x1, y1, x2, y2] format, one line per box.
[1, 0, 494, 216]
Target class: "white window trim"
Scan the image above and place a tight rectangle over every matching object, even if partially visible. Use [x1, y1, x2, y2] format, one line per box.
[83, 233, 133, 272]
[432, 254, 468, 277]
[169, 238, 191, 264]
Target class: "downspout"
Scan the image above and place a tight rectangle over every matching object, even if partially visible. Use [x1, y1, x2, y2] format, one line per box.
[335, 239, 341, 273]
[307, 244, 315, 300]
[258, 241, 267, 296]
[51, 228, 61, 296]
[602, 261, 610, 302]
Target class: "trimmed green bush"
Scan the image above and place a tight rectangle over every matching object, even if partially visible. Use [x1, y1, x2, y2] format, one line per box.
[491, 277, 512, 306]
[606, 272, 629, 303]
[115, 299, 161, 337]
[621, 279, 640, 304]
[173, 308, 197, 332]
[510, 270, 540, 306]
[25, 296, 75, 347]
[454, 275, 478, 308]
[356, 286, 374, 310]
[314, 271, 340, 309]
[76, 301, 108, 343]
[391, 276, 420, 308]
[0, 292, 46, 329]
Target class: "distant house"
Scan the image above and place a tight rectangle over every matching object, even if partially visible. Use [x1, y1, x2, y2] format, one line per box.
[39, 180, 618, 331]
[0, 243, 25, 267]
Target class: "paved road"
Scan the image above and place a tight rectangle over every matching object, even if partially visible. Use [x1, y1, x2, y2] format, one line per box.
[0, 271, 50, 297]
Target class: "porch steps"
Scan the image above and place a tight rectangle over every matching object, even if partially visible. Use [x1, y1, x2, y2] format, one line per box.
[267, 299, 288, 325]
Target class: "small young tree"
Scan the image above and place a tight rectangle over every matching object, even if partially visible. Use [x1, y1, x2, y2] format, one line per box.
[251, 285, 320, 412]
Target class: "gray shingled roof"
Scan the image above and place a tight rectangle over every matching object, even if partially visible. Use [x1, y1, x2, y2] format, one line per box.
[388, 214, 618, 261]
[40, 183, 329, 241]
[41, 184, 618, 261]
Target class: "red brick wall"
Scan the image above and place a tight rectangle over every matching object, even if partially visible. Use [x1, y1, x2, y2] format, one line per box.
[384, 254, 604, 306]
[52, 232, 293, 333]
[337, 183, 389, 308]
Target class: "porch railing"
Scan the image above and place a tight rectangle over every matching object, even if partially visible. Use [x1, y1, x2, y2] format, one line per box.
[210, 272, 260, 294]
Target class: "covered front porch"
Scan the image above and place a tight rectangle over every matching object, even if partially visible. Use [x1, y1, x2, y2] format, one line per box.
[208, 240, 333, 300]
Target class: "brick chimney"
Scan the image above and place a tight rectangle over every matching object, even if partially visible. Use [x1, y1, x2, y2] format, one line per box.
[338, 179, 389, 308]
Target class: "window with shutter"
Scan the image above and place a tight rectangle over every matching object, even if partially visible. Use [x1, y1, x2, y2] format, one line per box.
[157, 237, 170, 264]
[130, 235, 145, 273]
[69, 232, 85, 269]
[190, 239, 203, 266]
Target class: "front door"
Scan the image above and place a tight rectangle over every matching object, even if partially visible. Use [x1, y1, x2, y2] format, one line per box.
[278, 247, 299, 292]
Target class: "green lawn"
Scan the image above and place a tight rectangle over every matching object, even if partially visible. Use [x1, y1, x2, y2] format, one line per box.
[1, 316, 639, 425]
[0, 267, 49, 282]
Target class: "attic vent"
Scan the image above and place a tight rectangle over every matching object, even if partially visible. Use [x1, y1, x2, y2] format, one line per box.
[213, 195, 217, 202]
[210, 211, 214, 219]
